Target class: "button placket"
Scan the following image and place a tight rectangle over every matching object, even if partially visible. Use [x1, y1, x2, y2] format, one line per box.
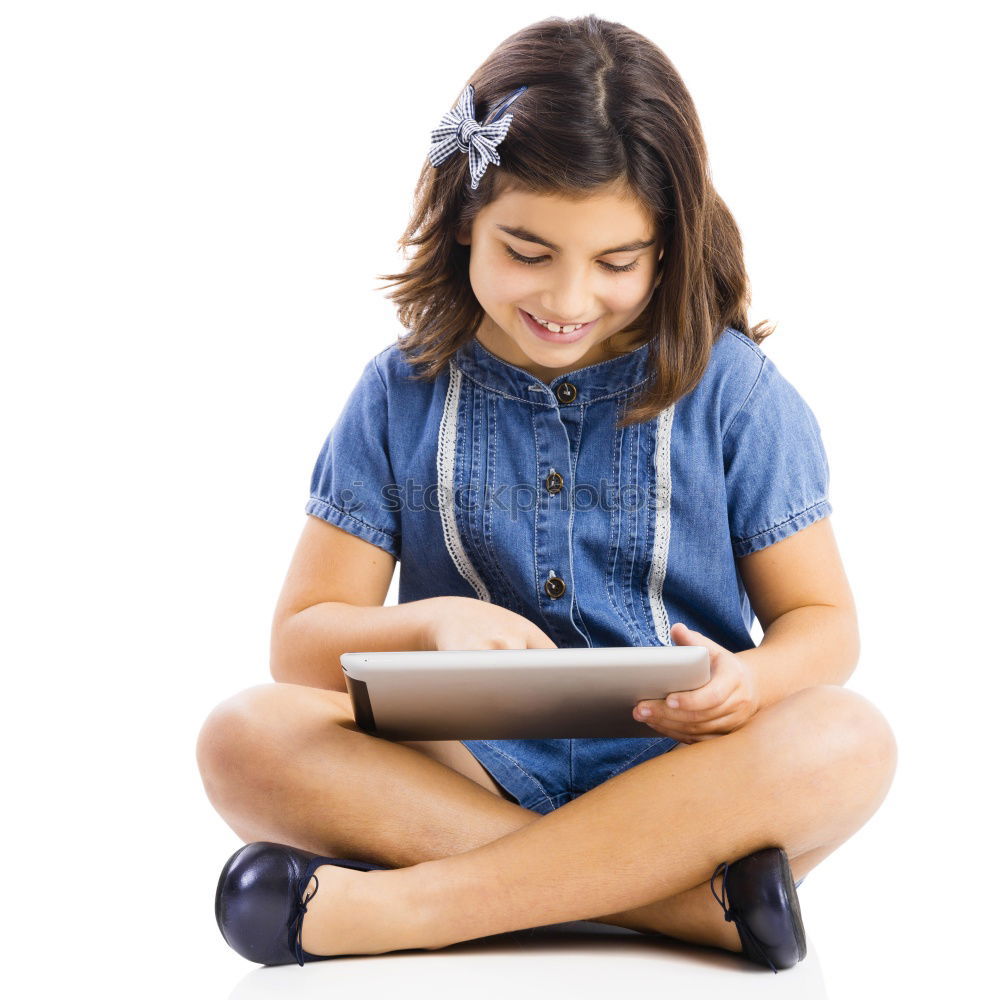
[527, 378, 588, 645]
[535, 398, 573, 622]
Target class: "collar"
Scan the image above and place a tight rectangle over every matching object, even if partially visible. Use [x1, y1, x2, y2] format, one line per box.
[451, 335, 653, 405]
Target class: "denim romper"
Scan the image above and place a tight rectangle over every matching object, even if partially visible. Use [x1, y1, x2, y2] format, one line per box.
[306, 326, 830, 871]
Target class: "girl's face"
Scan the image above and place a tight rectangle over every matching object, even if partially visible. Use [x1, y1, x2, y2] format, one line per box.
[457, 182, 664, 381]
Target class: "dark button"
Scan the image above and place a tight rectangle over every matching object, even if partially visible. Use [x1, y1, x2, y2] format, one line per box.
[545, 471, 564, 494]
[556, 381, 577, 404]
[544, 576, 566, 599]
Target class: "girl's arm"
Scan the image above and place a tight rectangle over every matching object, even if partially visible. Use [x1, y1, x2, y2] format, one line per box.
[270, 517, 558, 692]
[270, 516, 437, 692]
[634, 516, 858, 742]
[735, 516, 860, 710]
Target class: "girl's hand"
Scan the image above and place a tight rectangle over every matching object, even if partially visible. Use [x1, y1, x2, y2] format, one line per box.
[633, 623, 761, 743]
[422, 596, 558, 651]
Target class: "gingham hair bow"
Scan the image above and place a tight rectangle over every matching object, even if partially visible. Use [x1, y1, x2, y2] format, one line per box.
[428, 83, 528, 190]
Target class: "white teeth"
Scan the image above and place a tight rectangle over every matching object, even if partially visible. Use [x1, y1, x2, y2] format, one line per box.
[529, 312, 584, 333]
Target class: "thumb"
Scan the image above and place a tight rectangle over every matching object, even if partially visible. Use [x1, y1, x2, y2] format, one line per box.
[670, 621, 723, 653]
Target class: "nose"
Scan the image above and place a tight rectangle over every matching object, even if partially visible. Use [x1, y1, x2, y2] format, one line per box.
[538, 266, 597, 324]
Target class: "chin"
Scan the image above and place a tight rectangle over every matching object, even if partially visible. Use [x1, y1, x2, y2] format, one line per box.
[519, 333, 591, 358]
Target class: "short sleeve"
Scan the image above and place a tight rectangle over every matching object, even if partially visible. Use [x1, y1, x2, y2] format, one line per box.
[305, 354, 402, 560]
[723, 356, 833, 558]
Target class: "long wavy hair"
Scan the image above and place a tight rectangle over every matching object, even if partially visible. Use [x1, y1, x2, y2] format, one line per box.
[375, 14, 775, 428]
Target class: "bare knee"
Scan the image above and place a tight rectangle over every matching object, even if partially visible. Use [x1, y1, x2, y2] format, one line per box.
[196, 684, 269, 795]
[782, 684, 898, 795]
[195, 682, 353, 799]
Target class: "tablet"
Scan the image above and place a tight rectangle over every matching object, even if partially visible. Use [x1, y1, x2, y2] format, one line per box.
[340, 645, 711, 740]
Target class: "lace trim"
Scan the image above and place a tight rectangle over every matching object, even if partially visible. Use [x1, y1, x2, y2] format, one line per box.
[438, 362, 492, 602]
[648, 404, 674, 644]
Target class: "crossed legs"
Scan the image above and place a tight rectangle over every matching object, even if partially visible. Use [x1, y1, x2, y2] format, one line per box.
[197, 682, 897, 956]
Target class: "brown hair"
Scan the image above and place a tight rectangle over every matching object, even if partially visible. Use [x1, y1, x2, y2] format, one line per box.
[375, 14, 775, 428]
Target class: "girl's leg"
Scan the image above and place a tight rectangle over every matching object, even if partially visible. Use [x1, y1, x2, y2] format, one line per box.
[197, 682, 896, 956]
[297, 684, 896, 956]
[198, 682, 749, 951]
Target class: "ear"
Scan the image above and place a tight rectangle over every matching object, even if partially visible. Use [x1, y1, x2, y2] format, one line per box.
[455, 224, 471, 246]
[653, 249, 665, 288]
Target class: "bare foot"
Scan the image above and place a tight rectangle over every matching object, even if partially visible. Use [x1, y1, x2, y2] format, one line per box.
[297, 864, 429, 958]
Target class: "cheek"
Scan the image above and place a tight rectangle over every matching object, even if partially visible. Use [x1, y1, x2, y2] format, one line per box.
[605, 281, 652, 314]
[473, 262, 534, 304]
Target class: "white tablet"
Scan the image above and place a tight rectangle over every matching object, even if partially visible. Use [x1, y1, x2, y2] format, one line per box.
[340, 645, 711, 740]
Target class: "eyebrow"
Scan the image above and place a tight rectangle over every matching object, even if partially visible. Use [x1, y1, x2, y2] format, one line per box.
[494, 224, 656, 256]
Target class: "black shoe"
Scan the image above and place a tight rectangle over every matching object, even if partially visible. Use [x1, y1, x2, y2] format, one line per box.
[215, 841, 389, 966]
[710, 846, 807, 973]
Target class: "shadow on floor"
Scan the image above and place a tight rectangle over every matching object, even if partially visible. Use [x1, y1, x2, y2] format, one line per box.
[227, 920, 827, 999]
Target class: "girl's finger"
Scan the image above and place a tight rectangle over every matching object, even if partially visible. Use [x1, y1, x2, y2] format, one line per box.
[658, 705, 743, 741]
[662, 697, 728, 721]
[690, 707, 749, 738]
[651, 690, 736, 726]
[635, 696, 722, 720]
[670, 622, 728, 657]
[671, 694, 741, 730]
[668, 662, 740, 713]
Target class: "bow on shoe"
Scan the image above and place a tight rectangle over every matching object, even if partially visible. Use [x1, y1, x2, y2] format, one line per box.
[711, 861, 779, 975]
[287, 872, 319, 967]
[428, 83, 527, 190]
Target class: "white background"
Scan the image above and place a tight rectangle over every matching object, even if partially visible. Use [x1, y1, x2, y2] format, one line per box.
[2, 1, 996, 996]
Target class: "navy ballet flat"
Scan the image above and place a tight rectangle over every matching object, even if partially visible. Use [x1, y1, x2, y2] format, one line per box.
[215, 841, 389, 966]
[710, 846, 807, 972]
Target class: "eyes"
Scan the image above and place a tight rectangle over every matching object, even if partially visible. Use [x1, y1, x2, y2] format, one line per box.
[502, 244, 640, 274]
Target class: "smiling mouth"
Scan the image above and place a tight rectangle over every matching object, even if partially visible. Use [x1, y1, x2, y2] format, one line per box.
[519, 307, 600, 335]
[524, 310, 593, 332]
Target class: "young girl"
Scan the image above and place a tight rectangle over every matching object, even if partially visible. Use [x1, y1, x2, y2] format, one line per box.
[199, 14, 896, 974]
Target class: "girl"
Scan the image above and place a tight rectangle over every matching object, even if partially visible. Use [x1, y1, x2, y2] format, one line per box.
[199, 14, 896, 974]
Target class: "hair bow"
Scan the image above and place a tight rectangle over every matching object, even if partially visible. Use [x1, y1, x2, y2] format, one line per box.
[428, 83, 528, 190]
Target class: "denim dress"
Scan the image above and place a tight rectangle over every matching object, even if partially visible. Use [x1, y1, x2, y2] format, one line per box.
[306, 326, 830, 848]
